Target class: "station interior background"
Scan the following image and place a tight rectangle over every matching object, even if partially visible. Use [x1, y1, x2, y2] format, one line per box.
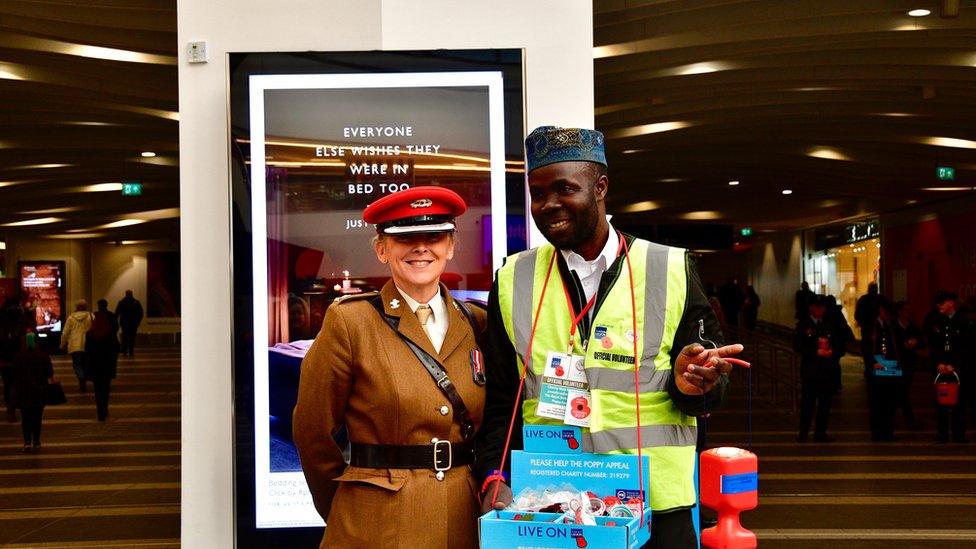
[1, 0, 975, 547]
[3, 0, 975, 332]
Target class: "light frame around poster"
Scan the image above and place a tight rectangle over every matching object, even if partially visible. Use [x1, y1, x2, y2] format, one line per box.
[247, 71, 509, 528]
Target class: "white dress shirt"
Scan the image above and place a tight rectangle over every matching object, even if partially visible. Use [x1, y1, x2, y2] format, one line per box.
[397, 286, 449, 353]
[559, 226, 619, 304]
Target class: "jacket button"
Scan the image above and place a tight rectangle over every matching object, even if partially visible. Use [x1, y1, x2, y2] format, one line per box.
[439, 405, 450, 416]
[435, 471, 445, 481]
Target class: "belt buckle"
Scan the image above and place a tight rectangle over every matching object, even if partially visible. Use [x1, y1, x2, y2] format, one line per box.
[433, 440, 452, 472]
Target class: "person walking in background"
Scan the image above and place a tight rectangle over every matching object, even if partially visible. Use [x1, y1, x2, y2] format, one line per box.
[719, 277, 745, 328]
[795, 281, 814, 321]
[86, 300, 119, 422]
[825, 294, 854, 393]
[1, 298, 23, 422]
[924, 291, 971, 443]
[10, 333, 53, 452]
[794, 296, 844, 442]
[893, 301, 923, 430]
[60, 300, 92, 392]
[115, 290, 143, 358]
[855, 282, 881, 343]
[743, 285, 761, 331]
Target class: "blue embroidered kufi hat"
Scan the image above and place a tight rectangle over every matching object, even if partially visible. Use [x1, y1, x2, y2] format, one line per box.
[525, 126, 607, 172]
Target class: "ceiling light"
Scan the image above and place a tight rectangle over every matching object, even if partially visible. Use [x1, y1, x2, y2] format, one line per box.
[78, 182, 123, 193]
[97, 219, 147, 229]
[141, 151, 156, 158]
[907, 9, 931, 16]
[3, 163, 72, 171]
[1, 217, 63, 227]
[19, 206, 81, 214]
[807, 147, 852, 161]
[0, 241, 5, 250]
[621, 149, 642, 154]
[659, 178, 684, 183]
[47, 233, 106, 239]
[619, 200, 660, 213]
[782, 189, 793, 195]
[728, 180, 740, 186]
[131, 207, 180, 220]
[922, 187, 972, 191]
[924, 136, 976, 149]
[680, 211, 722, 220]
[604, 121, 692, 139]
[675, 62, 727, 76]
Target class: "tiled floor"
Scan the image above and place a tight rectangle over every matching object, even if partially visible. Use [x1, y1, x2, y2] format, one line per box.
[0, 348, 180, 548]
[3, 341, 975, 548]
[709, 343, 976, 548]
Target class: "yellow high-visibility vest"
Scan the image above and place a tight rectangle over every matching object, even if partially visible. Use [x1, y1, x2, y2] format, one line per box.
[497, 237, 697, 511]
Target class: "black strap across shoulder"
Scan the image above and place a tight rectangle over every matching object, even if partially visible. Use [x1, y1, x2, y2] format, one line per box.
[368, 296, 476, 440]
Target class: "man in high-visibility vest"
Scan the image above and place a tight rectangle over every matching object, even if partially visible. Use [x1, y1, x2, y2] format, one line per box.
[476, 126, 744, 548]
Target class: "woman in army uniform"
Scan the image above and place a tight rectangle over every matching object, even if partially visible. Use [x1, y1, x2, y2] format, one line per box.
[294, 186, 486, 548]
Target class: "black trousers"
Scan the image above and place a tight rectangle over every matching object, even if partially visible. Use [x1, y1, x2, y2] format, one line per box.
[897, 368, 916, 424]
[641, 508, 696, 549]
[799, 379, 833, 439]
[120, 328, 137, 356]
[93, 376, 112, 420]
[1, 366, 14, 413]
[936, 398, 966, 442]
[21, 406, 43, 444]
[868, 377, 898, 439]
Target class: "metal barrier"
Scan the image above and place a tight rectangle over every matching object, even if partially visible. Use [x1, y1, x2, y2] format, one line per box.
[723, 324, 801, 415]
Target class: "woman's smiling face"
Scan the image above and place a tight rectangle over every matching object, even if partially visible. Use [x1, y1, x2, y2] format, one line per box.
[374, 232, 455, 301]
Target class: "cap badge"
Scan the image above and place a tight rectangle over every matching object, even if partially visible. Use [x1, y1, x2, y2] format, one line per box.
[410, 198, 433, 208]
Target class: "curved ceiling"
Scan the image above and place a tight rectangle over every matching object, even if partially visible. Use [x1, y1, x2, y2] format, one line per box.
[595, 0, 976, 233]
[1, 0, 974, 245]
[0, 0, 178, 243]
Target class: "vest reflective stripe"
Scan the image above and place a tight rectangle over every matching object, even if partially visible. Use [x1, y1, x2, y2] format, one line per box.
[497, 239, 697, 511]
[590, 424, 698, 450]
[584, 366, 671, 394]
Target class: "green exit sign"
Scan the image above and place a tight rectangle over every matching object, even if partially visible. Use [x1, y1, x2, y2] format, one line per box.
[740, 227, 753, 237]
[937, 166, 955, 181]
[122, 182, 142, 196]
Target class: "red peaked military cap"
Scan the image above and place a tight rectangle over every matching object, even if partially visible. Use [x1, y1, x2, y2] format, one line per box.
[362, 186, 467, 235]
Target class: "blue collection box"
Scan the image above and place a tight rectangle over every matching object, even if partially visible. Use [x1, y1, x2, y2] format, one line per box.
[479, 427, 652, 548]
[873, 355, 903, 377]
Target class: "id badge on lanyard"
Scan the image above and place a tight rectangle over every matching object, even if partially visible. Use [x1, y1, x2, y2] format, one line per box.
[536, 350, 589, 426]
[535, 269, 601, 427]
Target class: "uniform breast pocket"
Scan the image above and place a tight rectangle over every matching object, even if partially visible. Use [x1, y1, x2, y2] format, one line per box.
[327, 468, 406, 545]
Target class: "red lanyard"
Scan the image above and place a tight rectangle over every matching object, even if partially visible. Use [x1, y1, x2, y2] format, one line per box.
[557, 231, 626, 353]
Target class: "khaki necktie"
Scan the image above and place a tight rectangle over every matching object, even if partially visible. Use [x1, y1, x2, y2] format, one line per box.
[416, 305, 434, 344]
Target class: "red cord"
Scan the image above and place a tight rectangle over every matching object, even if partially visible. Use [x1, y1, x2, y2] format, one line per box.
[621, 235, 646, 527]
[490, 251, 558, 508]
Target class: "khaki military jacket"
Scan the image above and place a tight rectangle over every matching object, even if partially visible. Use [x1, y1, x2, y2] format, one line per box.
[294, 281, 486, 548]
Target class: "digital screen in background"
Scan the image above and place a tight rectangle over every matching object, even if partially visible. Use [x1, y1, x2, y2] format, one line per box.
[18, 261, 65, 335]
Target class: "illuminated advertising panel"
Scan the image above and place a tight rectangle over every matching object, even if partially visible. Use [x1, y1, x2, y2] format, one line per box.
[18, 261, 66, 337]
[229, 51, 525, 545]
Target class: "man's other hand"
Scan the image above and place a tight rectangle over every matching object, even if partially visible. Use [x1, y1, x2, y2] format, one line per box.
[675, 343, 744, 395]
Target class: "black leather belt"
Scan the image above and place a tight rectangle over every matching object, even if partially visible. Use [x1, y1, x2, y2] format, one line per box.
[349, 440, 475, 471]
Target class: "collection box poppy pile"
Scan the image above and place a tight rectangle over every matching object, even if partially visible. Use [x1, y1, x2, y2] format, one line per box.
[479, 426, 652, 548]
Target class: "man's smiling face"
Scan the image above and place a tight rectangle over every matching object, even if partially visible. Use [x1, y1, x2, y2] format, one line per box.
[527, 161, 607, 252]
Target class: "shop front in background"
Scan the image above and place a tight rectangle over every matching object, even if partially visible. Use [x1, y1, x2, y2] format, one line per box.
[805, 219, 880, 340]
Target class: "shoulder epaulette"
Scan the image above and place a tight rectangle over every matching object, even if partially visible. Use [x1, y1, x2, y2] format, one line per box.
[332, 291, 379, 304]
